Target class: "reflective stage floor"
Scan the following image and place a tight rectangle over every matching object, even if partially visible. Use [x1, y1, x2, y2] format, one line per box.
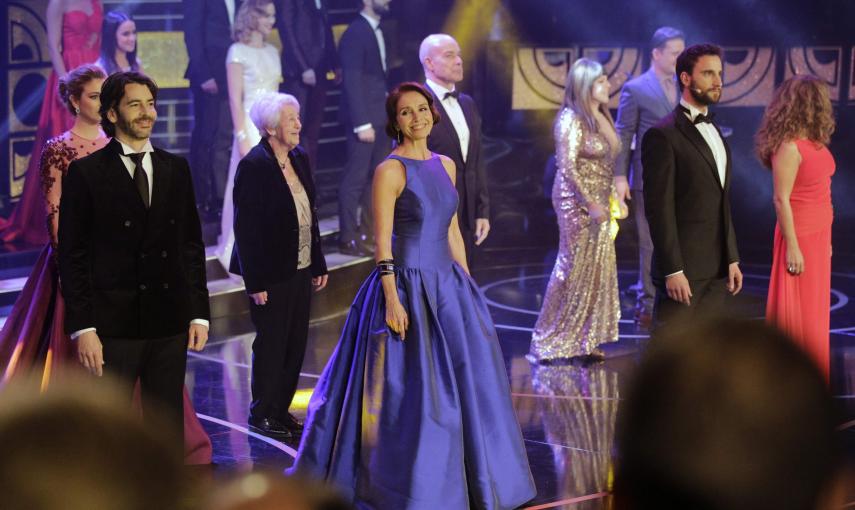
[187, 250, 855, 509]
[186, 137, 855, 508]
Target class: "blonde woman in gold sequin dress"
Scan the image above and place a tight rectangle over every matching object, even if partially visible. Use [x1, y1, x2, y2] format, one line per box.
[529, 58, 621, 363]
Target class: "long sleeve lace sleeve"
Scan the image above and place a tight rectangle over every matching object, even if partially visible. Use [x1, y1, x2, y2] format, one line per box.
[552, 108, 595, 208]
[39, 137, 73, 250]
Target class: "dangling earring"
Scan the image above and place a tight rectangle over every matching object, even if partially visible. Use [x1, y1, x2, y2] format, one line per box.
[396, 129, 403, 144]
[75, 107, 80, 115]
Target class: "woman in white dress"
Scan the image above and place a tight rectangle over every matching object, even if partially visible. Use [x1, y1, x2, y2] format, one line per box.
[217, 0, 281, 268]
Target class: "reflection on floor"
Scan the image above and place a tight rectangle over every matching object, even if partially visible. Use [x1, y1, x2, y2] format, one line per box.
[188, 137, 855, 508]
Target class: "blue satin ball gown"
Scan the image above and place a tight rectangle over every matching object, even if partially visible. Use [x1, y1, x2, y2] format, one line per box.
[289, 154, 536, 509]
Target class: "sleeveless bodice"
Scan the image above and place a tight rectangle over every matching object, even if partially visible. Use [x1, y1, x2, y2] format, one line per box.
[226, 42, 282, 115]
[62, 0, 102, 67]
[790, 139, 835, 234]
[388, 155, 459, 269]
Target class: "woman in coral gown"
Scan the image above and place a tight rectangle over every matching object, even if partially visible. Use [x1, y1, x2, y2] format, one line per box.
[1, 0, 102, 244]
[756, 75, 836, 378]
[0, 64, 212, 464]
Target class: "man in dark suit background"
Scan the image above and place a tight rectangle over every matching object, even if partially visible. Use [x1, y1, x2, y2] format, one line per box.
[276, 0, 340, 169]
[641, 44, 742, 328]
[59, 72, 210, 439]
[420, 33, 490, 268]
[614, 26, 684, 327]
[337, 0, 392, 256]
[183, 0, 239, 215]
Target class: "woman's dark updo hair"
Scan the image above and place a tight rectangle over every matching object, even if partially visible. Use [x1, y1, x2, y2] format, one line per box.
[384, 82, 441, 139]
[58, 64, 107, 115]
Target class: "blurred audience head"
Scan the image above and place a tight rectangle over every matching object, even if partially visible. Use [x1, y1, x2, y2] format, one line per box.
[233, 0, 275, 44]
[0, 374, 183, 510]
[206, 471, 352, 510]
[614, 319, 841, 510]
[99, 10, 139, 75]
[58, 63, 106, 118]
[755, 74, 836, 169]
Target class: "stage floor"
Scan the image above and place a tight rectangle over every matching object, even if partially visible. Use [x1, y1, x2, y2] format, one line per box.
[187, 250, 855, 509]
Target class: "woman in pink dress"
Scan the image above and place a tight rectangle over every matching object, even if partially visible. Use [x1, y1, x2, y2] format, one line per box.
[0, 64, 213, 464]
[1, 0, 102, 244]
[756, 75, 836, 378]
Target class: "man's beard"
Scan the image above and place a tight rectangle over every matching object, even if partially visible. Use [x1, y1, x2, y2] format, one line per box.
[689, 83, 721, 106]
[372, 0, 390, 15]
[117, 114, 154, 140]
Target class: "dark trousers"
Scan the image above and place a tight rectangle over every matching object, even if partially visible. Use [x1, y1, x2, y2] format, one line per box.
[249, 268, 312, 420]
[101, 334, 187, 437]
[633, 191, 655, 313]
[283, 75, 331, 170]
[653, 277, 730, 330]
[338, 129, 391, 244]
[189, 85, 232, 208]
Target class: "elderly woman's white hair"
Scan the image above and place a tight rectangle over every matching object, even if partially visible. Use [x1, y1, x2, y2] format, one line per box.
[249, 92, 300, 138]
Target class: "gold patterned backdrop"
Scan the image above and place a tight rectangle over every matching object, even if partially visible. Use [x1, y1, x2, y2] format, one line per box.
[512, 45, 850, 110]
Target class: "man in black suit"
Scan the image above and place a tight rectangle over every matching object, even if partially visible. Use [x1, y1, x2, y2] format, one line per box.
[337, 0, 392, 256]
[276, 0, 340, 168]
[184, 0, 239, 214]
[641, 44, 742, 327]
[421, 33, 490, 268]
[59, 72, 210, 438]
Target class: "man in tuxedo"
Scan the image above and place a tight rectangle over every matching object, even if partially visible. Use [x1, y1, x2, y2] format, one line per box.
[421, 34, 489, 268]
[337, 0, 392, 256]
[59, 72, 210, 439]
[184, 0, 239, 215]
[641, 44, 742, 328]
[615, 27, 685, 328]
[276, 0, 340, 168]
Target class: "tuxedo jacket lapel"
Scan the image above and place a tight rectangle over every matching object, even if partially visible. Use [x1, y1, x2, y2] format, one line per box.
[675, 112, 723, 190]
[430, 88, 463, 162]
[459, 95, 476, 166]
[148, 149, 173, 227]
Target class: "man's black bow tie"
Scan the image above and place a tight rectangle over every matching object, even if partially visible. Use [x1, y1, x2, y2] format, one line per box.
[679, 105, 715, 125]
[693, 112, 715, 125]
[444, 90, 460, 100]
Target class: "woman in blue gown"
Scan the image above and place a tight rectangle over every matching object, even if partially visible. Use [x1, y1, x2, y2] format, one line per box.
[289, 82, 536, 509]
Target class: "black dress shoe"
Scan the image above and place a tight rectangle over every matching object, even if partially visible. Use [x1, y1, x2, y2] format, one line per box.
[281, 413, 304, 432]
[248, 415, 292, 438]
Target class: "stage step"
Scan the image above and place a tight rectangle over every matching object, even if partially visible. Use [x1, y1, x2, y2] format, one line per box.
[0, 214, 373, 323]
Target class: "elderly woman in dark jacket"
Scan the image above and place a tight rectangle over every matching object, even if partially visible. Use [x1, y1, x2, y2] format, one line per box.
[231, 92, 328, 438]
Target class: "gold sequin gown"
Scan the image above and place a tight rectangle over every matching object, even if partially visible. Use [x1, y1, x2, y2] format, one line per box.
[530, 108, 620, 361]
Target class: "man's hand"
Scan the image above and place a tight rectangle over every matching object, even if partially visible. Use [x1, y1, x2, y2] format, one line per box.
[302, 68, 317, 86]
[357, 127, 376, 143]
[250, 291, 268, 306]
[200, 78, 218, 95]
[474, 218, 490, 246]
[665, 272, 692, 305]
[77, 331, 104, 377]
[614, 175, 631, 202]
[188, 323, 209, 352]
[727, 262, 743, 295]
[312, 274, 328, 291]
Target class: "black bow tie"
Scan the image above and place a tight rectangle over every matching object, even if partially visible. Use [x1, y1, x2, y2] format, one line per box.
[679, 105, 715, 125]
[443, 90, 459, 100]
[693, 112, 715, 125]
